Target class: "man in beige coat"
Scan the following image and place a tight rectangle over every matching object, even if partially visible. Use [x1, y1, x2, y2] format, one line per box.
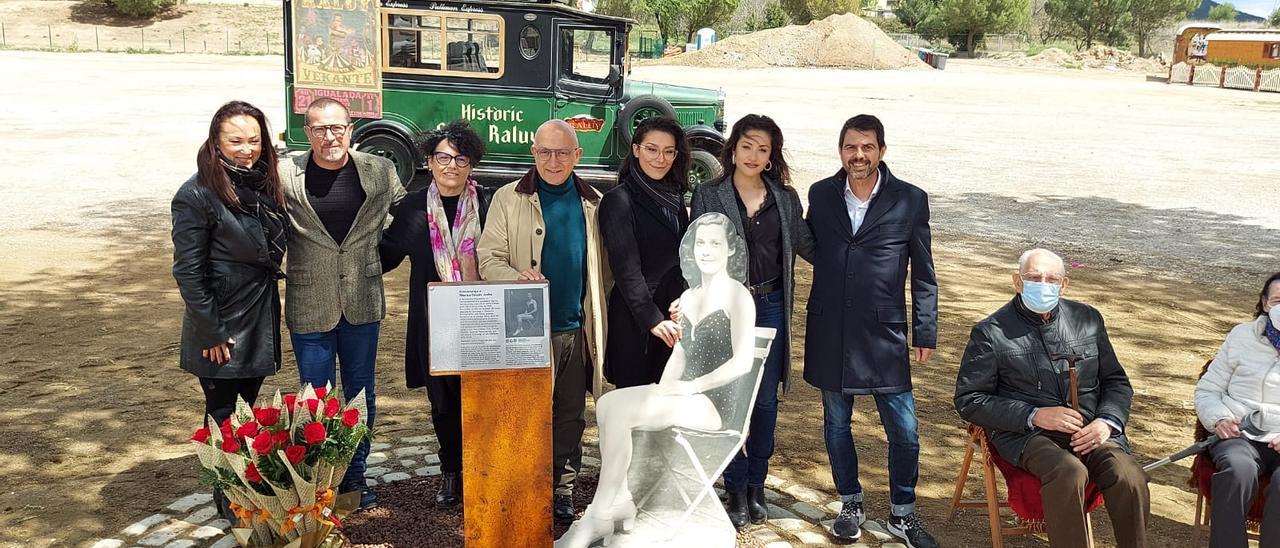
[279, 97, 405, 509]
[478, 119, 609, 523]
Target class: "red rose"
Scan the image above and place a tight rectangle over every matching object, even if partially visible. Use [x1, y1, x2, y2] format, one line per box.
[306, 399, 320, 415]
[220, 417, 232, 430]
[314, 387, 328, 399]
[283, 394, 297, 410]
[236, 422, 260, 440]
[251, 433, 274, 454]
[324, 398, 340, 419]
[221, 436, 241, 454]
[273, 430, 291, 446]
[254, 407, 281, 427]
[285, 444, 307, 465]
[245, 462, 263, 483]
[341, 408, 360, 428]
[191, 427, 211, 444]
[303, 422, 327, 444]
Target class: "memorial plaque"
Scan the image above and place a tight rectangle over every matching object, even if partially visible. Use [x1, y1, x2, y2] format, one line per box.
[428, 279, 553, 548]
[427, 280, 551, 373]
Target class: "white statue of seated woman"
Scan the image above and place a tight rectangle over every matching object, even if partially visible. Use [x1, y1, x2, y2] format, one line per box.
[556, 212, 757, 548]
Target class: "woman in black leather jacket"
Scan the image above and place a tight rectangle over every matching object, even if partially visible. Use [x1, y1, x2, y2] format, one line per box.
[379, 120, 491, 509]
[171, 100, 287, 518]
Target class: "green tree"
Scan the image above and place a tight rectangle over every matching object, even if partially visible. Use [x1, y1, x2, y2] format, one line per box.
[1208, 2, 1238, 21]
[780, 0, 868, 24]
[764, 0, 792, 27]
[680, 0, 741, 40]
[746, 1, 792, 31]
[940, 0, 1030, 52]
[644, 0, 686, 43]
[1128, 0, 1196, 56]
[110, 0, 176, 17]
[1270, 5, 1280, 26]
[1045, 0, 1131, 49]
[895, 0, 942, 29]
[597, 0, 642, 18]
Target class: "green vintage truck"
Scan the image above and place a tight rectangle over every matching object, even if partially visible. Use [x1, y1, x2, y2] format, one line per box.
[282, 0, 726, 188]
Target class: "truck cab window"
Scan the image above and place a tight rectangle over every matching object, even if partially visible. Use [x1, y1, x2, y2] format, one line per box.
[384, 11, 503, 77]
[562, 28, 612, 83]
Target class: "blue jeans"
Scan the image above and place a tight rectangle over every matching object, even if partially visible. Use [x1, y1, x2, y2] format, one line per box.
[723, 290, 786, 492]
[821, 389, 920, 515]
[291, 318, 380, 487]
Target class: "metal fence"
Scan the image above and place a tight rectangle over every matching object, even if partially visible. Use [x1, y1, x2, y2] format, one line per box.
[0, 22, 284, 54]
[886, 32, 1029, 53]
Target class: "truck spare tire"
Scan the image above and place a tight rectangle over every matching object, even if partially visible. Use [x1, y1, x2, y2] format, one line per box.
[619, 95, 678, 143]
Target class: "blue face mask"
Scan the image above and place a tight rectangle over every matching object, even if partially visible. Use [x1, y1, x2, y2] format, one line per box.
[1021, 281, 1061, 313]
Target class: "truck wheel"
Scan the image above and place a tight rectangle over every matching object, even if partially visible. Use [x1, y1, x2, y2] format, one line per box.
[619, 95, 678, 143]
[357, 133, 416, 186]
[687, 148, 723, 204]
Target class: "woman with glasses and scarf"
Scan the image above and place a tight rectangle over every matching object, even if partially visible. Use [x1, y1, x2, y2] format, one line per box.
[172, 100, 288, 520]
[1195, 272, 1280, 548]
[598, 116, 692, 388]
[380, 120, 492, 509]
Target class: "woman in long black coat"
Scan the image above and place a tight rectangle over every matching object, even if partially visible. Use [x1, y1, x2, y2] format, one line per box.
[172, 100, 288, 519]
[599, 116, 692, 388]
[380, 121, 491, 508]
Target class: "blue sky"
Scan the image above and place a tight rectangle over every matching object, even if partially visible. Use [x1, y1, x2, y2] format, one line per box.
[1231, 0, 1278, 17]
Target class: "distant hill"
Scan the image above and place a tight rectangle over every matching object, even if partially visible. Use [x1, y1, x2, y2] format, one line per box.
[1189, 0, 1266, 22]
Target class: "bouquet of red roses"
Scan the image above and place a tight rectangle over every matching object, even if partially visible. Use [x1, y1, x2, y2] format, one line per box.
[190, 383, 369, 548]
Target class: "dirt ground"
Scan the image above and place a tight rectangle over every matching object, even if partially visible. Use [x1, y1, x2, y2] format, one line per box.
[1, 48, 1279, 548]
[0, 0, 282, 53]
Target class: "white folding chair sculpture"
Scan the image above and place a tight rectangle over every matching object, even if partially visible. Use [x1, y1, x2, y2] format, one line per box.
[626, 327, 777, 544]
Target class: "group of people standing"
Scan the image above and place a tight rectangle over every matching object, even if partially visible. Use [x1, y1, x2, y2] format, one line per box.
[173, 97, 1280, 548]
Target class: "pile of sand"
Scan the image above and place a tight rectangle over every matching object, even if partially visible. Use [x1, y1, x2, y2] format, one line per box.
[987, 45, 1167, 73]
[650, 13, 929, 70]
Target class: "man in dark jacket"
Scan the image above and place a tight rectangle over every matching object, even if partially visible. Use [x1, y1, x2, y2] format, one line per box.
[955, 248, 1149, 548]
[804, 114, 937, 547]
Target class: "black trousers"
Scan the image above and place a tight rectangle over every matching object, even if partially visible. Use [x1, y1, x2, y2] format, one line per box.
[1209, 437, 1280, 548]
[551, 329, 589, 496]
[425, 375, 463, 473]
[199, 376, 265, 426]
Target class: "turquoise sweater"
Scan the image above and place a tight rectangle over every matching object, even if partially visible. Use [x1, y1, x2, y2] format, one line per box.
[537, 177, 586, 332]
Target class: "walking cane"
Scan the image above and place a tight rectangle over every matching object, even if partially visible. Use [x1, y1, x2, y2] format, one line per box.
[1144, 412, 1264, 471]
[1050, 352, 1085, 411]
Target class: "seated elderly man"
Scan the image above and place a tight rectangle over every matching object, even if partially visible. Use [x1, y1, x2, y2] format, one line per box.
[954, 248, 1149, 548]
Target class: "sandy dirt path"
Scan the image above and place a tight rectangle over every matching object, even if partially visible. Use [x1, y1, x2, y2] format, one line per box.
[1, 50, 1278, 546]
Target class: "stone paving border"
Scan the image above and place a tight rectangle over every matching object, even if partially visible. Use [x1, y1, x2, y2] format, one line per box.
[88, 434, 899, 548]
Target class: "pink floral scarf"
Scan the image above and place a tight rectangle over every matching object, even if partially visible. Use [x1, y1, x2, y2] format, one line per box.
[426, 180, 481, 282]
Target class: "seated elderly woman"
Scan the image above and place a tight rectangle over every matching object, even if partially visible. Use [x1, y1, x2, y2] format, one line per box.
[1194, 272, 1280, 548]
[555, 212, 757, 548]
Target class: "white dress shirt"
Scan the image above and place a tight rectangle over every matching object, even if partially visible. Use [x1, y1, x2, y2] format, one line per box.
[843, 167, 882, 234]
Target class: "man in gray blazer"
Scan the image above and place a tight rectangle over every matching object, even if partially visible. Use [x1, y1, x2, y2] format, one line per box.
[279, 97, 406, 509]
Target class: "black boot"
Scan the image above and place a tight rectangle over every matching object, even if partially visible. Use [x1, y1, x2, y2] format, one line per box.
[436, 471, 461, 508]
[726, 489, 749, 529]
[747, 486, 768, 524]
[213, 488, 235, 523]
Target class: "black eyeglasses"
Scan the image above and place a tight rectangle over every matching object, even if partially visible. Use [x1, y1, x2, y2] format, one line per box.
[305, 124, 350, 137]
[433, 152, 472, 168]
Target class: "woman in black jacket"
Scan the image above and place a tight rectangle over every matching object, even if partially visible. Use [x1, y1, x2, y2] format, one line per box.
[172, 100, 287, 519]
[599, 116, 692, 388]
[380, 121, 491, 509]
[689, 114, 814, 528]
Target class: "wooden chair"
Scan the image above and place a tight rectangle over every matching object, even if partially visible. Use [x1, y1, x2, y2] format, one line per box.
[948, 424, 1103, 548]
[1189, 359, 1265, 544]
